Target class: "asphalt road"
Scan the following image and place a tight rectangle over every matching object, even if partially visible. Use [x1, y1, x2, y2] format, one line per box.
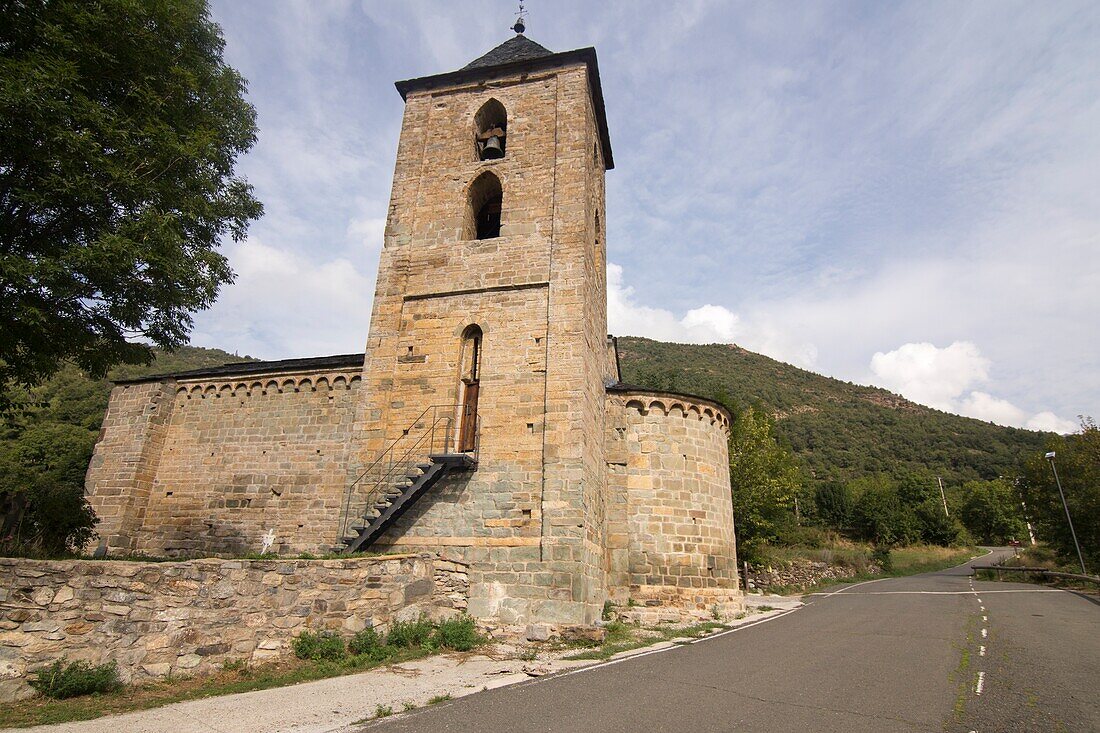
[364, 549, 1098, 733]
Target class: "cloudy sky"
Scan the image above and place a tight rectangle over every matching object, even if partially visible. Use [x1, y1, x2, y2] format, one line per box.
[195, 0, 1099, 433]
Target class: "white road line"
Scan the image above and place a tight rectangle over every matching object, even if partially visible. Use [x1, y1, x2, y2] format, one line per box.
[983, 615, 988, 622]
[976, 671, 986, 695]
[810, 577, 890, 598]
[805, 589, 1062, 596]
[979, 645, 986, 657]
[550, 606, 803, 681]
[980, 606, 985, 611]
[981, 628, 988, 638]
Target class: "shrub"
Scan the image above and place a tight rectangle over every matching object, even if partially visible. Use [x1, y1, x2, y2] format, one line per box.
[872, 545, 893, 572]
[386, 617, 434, 649]
[348, 628, 383, 656]
[432, 616, 484, 652]
[292, 630, 347, 661]
[28, 659, 122, 699]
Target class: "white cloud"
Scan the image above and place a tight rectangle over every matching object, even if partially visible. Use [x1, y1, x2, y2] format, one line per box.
[870, 342, 1075, 433]
[607, 263, 817, 368]
[959, 391, 1027, 427]
[190, 238, 374, 359]
[1026, 412, 1078, 434]
[870, 341, 990, 411]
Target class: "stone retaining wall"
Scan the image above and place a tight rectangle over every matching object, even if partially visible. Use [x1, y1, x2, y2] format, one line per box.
[0, 553, 468, 702]
[746, 559, 881, 591]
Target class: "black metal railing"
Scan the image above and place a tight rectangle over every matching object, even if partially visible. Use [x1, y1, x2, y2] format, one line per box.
[338, 405, 478, 544]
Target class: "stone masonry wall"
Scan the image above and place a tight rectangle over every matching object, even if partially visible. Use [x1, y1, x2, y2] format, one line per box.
[605, 391, 742, 618]
[0, 554, 468, 702]
[87, 364, 363, 558]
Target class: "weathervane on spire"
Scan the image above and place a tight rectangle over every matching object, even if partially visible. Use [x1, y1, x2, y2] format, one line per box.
[513, 1, 526, 34]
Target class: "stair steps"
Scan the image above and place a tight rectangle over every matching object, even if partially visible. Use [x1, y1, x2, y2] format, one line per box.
[341, 453, 476, 554]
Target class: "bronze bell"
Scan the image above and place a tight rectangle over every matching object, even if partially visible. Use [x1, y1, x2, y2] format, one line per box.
[480, 135, 504, 160]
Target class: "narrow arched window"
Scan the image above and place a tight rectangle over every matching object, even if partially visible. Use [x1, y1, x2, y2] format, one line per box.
[458, 325, 483, 453]
[474, 99, 507, 161]
[467, 171, 502, 240]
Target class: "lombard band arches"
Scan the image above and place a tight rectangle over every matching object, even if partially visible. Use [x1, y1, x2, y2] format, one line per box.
[170, 372, 360, 401]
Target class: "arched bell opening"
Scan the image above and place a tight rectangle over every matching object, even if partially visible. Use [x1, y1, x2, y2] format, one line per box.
[474, 98, 507, 161]
[457, 325, 483, 453]
[466, 171, 503, 240]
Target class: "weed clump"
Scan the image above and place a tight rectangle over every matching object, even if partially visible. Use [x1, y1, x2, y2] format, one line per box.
[29, 659, 122, 699]
[386, 618, 435, 648]
[432, 616, 484, 651]
[292, 631, 347, 661]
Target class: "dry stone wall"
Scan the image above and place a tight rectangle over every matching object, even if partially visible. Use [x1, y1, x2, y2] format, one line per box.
[0, 554, 467, 702]
[747, 560, 880, 591]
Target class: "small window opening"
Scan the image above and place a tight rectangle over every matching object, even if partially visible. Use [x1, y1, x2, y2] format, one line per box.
[467, 171, 503, 240]
[474, 98, 507, 161]
[458, 325, 483, 452]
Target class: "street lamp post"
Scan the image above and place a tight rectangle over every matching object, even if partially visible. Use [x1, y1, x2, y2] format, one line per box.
[1045, 451, 1088, 575]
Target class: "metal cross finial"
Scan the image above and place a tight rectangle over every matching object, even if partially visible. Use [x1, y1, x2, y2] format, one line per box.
[513, 1, 526, 34]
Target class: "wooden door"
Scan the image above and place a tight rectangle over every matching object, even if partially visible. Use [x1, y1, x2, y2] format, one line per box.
[459, 380, 479, 452]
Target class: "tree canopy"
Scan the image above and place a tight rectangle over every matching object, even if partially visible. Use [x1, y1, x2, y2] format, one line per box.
[1017, 419, 1099, 571]
[0, 0, 262, 390]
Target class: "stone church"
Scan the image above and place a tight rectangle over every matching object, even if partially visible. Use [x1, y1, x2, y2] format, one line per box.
[85, 32, 741, 626]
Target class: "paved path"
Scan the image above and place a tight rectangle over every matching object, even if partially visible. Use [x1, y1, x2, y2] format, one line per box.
[365, 550, 1099, 733]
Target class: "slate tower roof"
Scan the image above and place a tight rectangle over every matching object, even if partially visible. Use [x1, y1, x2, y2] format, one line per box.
[462, 34, 553, 69]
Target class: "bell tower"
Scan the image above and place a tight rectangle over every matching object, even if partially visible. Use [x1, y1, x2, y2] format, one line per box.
[350, 31, 616, 625]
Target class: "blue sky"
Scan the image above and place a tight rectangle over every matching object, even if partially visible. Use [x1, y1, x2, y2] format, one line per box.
[193, 1, 1099, 433]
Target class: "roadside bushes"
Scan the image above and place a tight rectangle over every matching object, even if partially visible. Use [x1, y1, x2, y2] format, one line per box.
[28, 659, 121, 699]
[292, 616, 484, 664]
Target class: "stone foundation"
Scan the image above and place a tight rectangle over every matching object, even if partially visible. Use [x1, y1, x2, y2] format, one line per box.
[0, 554, 467, 702]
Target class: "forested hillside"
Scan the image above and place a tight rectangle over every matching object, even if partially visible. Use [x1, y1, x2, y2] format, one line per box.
[616, 336, 1048, 487]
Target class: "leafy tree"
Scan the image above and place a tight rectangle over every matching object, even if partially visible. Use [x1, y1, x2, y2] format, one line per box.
[0, 368, 102, 554]
[814, 481, 853, 529]
[955, 479, 1027, 545]
[1017, 419, 1100, 571]
[0, 0, 262, 390]
[849, 476, 921, 546]
[728, 407, 803, 561]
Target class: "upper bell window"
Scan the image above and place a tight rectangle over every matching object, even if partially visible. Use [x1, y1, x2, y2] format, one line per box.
[467, 171, 503, 240]
[474, 99, 507, 161]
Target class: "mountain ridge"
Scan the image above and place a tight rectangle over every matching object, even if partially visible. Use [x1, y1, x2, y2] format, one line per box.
[614, 336, 1047, 487]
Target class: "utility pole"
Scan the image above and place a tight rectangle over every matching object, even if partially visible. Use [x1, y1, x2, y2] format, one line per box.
[936, 476, 949, 517]
[1046, 452, 1087, 575]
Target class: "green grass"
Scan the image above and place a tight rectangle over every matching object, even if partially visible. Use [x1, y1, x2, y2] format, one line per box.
[563, 621, 728, 661]
[0, 648, 436, 729]
[428, 693, 452, 704]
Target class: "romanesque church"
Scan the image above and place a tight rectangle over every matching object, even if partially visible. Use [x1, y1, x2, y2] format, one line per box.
[86, 31, 741, 626]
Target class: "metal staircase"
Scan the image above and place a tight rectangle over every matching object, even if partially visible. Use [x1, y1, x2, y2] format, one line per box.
[338, 405, 477, 554]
